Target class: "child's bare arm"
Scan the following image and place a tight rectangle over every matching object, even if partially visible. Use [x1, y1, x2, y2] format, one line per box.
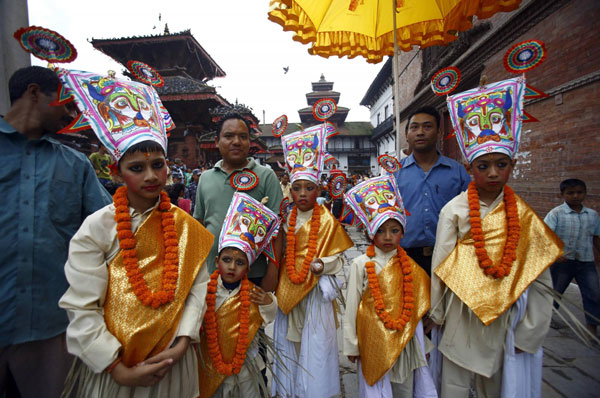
[250, 286, 273, 306]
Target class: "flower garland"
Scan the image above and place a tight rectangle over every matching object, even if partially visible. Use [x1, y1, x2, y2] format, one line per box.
[365, 245, 414, 331]
[204, 269, 251, 375]
[467, 181, 520, 279]
[113, 186, 179, 309]
[285, 203, 321, 284]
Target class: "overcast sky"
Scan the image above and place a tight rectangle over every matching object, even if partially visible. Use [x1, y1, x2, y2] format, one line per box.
[28, 0, 384, 125]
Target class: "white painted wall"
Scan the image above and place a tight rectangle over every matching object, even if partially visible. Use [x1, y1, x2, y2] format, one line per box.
[369, 85, 393, 127]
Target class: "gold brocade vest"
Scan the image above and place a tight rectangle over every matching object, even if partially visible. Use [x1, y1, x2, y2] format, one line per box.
[197, 282, 264, 398]
[104, 205, 213, 367]
[276, 205, 354, 314]
[435, 194, 563, 326]
[357, 256, 430, 386]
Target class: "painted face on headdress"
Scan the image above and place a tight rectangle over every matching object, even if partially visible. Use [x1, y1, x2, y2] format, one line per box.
[447, 77, 525, 164]
[219, 193, 280, 265]
[344, 176, 407, 240]
[228, 200, 271, 249]
[285, 133, 318, 171]
[85, 77, 161, 138]
[457, 89, 513, 145]
[281, 124, 333, 185]
[58, 69, 172, 161]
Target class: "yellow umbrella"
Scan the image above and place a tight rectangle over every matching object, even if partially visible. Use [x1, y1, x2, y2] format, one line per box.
[268, 0, 522, 156]
[268, 0, 522, 63]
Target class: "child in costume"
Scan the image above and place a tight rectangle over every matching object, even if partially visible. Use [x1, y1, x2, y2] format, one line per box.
[430, 76, 563, 398]
[343, 175, 437, 398]
[58, 70, 213, 398]
[196, 192, 279, 398]
[271, 125, 354, 398]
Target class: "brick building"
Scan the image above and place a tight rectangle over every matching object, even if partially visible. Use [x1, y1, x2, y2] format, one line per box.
[388, 0, 599, 215]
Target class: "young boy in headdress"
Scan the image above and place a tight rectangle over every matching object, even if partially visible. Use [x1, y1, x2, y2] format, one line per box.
[272, 125, 354, 398]
[430, 76, 563, 398]
[197, 192, 279, 398]
[58, 69, 213, 397]
[344, 175, 437, 398]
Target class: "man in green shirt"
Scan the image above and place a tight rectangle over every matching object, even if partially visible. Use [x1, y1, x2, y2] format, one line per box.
[89, 145, 113, 187]
[194, 112, 283, 291]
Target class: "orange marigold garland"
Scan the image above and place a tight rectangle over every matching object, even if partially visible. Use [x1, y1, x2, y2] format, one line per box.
[113, 185, 179, 309]
[204, 269, 251, 375]
[467, 181, 520, 279]
[285, 203, 321, 284]
[365, 245, 414, 331]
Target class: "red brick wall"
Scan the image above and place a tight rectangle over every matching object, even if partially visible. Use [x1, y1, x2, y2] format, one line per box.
[480, 0, 600, 216]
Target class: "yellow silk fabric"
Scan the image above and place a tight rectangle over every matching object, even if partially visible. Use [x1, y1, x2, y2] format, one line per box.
[357, 257, 430, 386]
[197, 283, 264, 398]
[268, 0, 522, 63]
[104, 206, 213, 367]
[276, 205, 354, 314]
[435, 194, 563, 326]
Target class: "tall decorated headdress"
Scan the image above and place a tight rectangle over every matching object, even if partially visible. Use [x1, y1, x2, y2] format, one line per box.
[218, 192, 281, 265]
[344, 175, 407, 240]
[280, 123, 336, 185]
[56, 68, 174, 161]
[447, 76, 526, 164]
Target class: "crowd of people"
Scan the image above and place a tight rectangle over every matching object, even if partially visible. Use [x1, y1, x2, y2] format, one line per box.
[1, 66, 599, 398]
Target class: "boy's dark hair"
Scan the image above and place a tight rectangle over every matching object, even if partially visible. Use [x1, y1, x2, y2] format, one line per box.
[560, 178, 586, 193]
[117, 141, 165, 168]
[405, 106, 440, 133]
[215, 112, 252, 138]
[9, 66, 60, 104]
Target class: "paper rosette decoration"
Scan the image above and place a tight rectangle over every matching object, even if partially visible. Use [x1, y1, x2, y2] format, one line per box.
[329, 173, 347, 199]
[344, 175, 407, 240]
[13, 26, 77, 63]
[447, 76, 525, 164]
[219, 192, 280, 265]
[127, 60, 165, 87]
[281, 123, 337, 184]
[504, 40, 546, 74]
[378, 154, 402, 174]
[229, 170, 259, 191]
[57, 69, 175, 161]
[313, 98, 337, 121]
[272, 115, 288, 137]
[431, 66, 461, 96]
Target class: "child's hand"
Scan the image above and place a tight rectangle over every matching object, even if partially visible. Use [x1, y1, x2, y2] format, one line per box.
[310, 259, 324, 275]
[250, 286, 273, 306]
[110, 358, 173, 387]
[423, 317, 439, 334]
[141, 336, 190, 366]
[347, 355, 359, 363]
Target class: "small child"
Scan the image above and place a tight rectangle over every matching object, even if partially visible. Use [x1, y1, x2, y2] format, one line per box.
[343, 175, 437, 398]
[58, 70, 213, 397]
[431, 76, 564, 397]
[544, 178, 600, 336]
[196, 192, 279, 398]
[272, 125, 354, 398]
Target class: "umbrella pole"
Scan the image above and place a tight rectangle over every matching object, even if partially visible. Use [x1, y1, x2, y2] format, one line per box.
[391, 0, 402, 159]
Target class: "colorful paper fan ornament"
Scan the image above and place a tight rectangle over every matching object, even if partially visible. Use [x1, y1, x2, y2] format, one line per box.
[431, 67, 461, 96]
[230, 170, 259, 191]
[313, 98, 337, 121]
[330, 174, 347, 199]
[279, 197, 293, 223]
[378, 154, 402, 173]
[13, 26, 77, 63]
[504, 40, 546, 74]
[272, 115, 288, 137]
[127, 60, 164, 87]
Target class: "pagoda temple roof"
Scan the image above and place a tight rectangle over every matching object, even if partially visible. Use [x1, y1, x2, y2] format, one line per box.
[90, 30, 225, 82]
[305, 91, 340, 105]
[156, 76, 227, 104]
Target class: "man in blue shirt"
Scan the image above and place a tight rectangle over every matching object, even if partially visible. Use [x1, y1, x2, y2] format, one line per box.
[0, 66, 111, 397]
[394, 106, 470, 275]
